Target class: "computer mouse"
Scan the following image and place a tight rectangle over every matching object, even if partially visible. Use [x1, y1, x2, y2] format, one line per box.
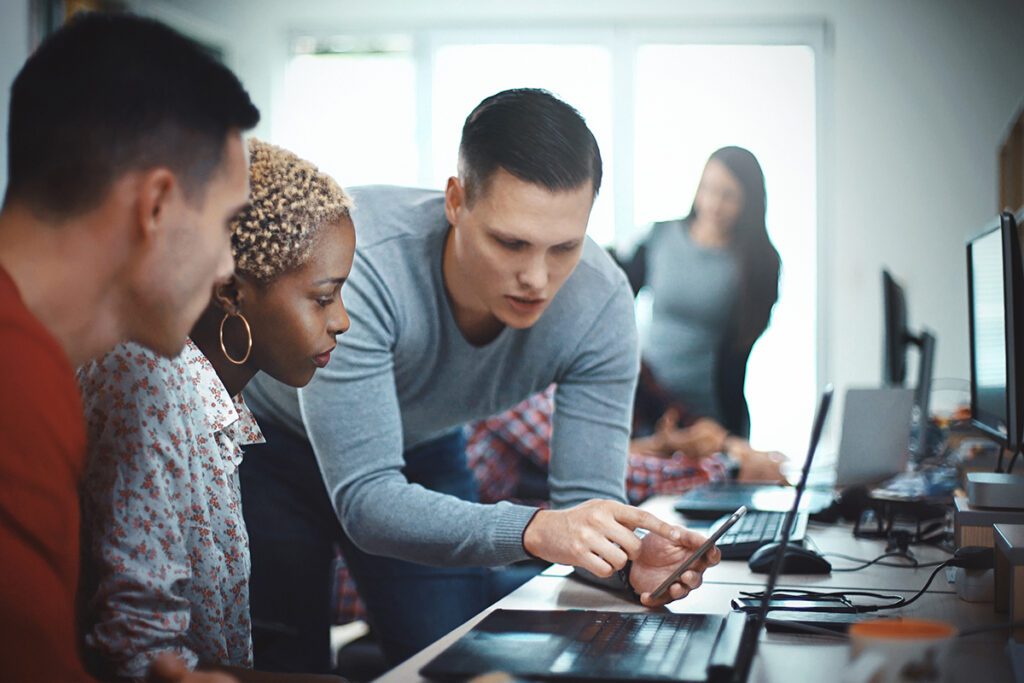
[747, 542, 832, 574]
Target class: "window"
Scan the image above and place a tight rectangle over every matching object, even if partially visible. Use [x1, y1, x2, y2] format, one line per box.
[431, 43, 614, 244]
[276, 36, 418, 188]
[278, 28, 823, 459]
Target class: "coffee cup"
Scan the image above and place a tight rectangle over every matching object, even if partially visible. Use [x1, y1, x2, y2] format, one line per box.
[842, 618, 957, 683]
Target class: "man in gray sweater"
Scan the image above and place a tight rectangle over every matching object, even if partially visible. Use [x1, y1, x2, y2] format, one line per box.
[240, 88, 718, 672]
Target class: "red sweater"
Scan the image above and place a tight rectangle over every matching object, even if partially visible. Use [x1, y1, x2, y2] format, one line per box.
[0, 265, 93, 682]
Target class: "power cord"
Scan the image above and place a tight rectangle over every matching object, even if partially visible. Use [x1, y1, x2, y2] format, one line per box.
[826, 551, 941, 572]
[736, 547, 995, 615]
[735, 588, 907, 613]
[804, 535, 949, 572]
[1008, 447, 1023, 474]
[875, 546, 994, 612]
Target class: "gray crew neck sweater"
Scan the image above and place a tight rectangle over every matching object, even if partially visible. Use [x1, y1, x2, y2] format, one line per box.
[243, 185, 639, 568]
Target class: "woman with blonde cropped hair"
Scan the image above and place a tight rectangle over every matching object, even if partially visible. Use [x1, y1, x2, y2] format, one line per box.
[77, 140, 354, 682]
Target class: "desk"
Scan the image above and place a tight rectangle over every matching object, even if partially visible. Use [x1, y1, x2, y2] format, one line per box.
[376, 496, 1014, 682]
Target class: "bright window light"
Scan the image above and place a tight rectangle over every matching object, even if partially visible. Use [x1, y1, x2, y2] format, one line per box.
[634, 44, 817, 460]
[278, 38, 819, 461]
[431, 44, 615, 245]
[277, 52, 418, 189]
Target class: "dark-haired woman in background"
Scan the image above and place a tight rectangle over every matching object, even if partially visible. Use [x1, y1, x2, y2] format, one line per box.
[616, 146, 785, 481]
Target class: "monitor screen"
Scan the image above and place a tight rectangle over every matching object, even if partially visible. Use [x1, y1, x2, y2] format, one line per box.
[882, 270, 908, 385]
[968, 225, 1008, 440]
[880, 269, 936, 457]
[966, 211, 1015, 448]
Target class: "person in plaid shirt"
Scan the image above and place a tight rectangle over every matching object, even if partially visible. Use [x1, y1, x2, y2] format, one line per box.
[466, 383, 728, 507]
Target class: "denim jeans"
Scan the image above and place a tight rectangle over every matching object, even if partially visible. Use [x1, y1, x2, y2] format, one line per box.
[239, 420, 541, 672]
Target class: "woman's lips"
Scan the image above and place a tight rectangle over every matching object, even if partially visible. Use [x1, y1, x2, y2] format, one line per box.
[313, 348, 334, 368]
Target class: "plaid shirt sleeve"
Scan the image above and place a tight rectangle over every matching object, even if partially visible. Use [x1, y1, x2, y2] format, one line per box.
[465, 385, 555, 506]
[624, 451, 728, 505]
[467, 385, 728, 506]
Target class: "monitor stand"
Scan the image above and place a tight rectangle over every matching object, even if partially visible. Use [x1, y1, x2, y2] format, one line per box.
[966, 472, 1024, 510]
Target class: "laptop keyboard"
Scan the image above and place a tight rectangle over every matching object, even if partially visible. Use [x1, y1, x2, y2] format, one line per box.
[713, 509, 809, 560]
[551, 611, 707, 677]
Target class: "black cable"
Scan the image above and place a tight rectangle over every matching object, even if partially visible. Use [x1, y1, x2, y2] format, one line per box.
[823, 551, 948, 572]
[736, 588, 907, 613]
[804, 535, 940, 572]
[826, 551, 917, 572]
[874, 562, 948, 611]
[1007, 447, 1023, 474]
[736, 548, 993, 617]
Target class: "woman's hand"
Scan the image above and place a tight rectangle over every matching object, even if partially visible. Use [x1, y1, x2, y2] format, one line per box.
[726, 438, 788, 484]
[630, 412, 728, 459]
[663, 417, 728, 459]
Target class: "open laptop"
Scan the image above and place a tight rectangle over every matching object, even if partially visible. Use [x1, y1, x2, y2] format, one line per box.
[673, 386, 913, 520]
[833, 387, 914, 488]
[419, 387, 834, 683]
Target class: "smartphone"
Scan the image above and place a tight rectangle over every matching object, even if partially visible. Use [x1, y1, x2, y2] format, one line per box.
[649, 505, 747, 599]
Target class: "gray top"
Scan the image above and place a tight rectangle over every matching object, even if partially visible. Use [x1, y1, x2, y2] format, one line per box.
[244, 185, 639, 567]
[640, 220, 738, 422]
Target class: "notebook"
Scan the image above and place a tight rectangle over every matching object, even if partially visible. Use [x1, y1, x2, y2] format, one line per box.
[674, 387, 913, 520]
[419, 387, 834, 683]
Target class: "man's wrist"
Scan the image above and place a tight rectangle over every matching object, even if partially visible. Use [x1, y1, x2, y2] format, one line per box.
[617, 560, 642, 602]
[521, 507, 545, 559]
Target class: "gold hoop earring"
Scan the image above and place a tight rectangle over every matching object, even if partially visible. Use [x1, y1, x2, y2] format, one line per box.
[219, 312, 252, 365]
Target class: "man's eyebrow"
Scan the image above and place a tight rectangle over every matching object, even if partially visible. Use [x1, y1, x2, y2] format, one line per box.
[312, 276, 347, 286]
[488, 228, 531, 244]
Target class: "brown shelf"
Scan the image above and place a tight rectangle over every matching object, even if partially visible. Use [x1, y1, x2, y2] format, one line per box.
[1001, 99, 1024, 214]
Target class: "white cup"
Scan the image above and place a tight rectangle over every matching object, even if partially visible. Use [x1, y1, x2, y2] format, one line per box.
[842, 618, 957, 683]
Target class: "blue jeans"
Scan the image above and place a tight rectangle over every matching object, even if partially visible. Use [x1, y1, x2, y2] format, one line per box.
[239, 420, 541, 672]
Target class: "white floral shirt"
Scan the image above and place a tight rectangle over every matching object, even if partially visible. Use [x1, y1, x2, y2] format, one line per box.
[78, 339, 265, 680]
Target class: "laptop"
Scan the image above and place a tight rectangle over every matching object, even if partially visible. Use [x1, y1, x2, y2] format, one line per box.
[833, 387, 914, 488]
[674, 387, 913, 520]
[419, 387, 834, 683]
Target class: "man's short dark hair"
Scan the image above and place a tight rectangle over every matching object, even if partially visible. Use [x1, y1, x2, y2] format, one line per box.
[5, 11, 260, 218]
[458, 88, 602, 204]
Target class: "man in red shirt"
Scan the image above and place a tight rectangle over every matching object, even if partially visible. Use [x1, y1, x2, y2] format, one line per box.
[0, 12, 258, 682]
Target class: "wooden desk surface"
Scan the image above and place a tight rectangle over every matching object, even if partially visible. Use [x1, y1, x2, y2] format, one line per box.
[375, 496, 1014, 682]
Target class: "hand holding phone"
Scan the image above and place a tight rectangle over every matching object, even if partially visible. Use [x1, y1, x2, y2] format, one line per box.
[649, 505, 747, 600]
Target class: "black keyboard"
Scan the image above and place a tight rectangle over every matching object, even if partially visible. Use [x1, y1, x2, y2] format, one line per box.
[711, 509, 809, 560]
[550, 611, 714, 678]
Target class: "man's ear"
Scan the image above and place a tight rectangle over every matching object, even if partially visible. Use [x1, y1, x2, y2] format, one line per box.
[211, 275, 244, 315]
[444, 176, 465, 226]
[134, 168, 178, 241]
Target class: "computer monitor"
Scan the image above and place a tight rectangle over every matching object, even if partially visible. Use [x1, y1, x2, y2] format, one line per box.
[966, 211, 1024, 468]
[882, 269, 936, 457]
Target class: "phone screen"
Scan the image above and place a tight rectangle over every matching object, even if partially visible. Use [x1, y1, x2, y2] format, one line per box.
[649, 505, 747, 599]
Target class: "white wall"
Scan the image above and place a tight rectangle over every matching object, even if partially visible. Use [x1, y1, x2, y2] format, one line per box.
[829, 0, 1024, 407]
[0, 1, 30, 199]
[5, 0, 1024, 419]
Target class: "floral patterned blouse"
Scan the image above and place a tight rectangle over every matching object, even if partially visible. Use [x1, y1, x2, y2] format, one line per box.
[77, 339, 264, 680]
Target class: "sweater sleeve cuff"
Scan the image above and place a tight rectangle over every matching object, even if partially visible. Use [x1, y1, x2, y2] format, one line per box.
[491, 502, 542, 566]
